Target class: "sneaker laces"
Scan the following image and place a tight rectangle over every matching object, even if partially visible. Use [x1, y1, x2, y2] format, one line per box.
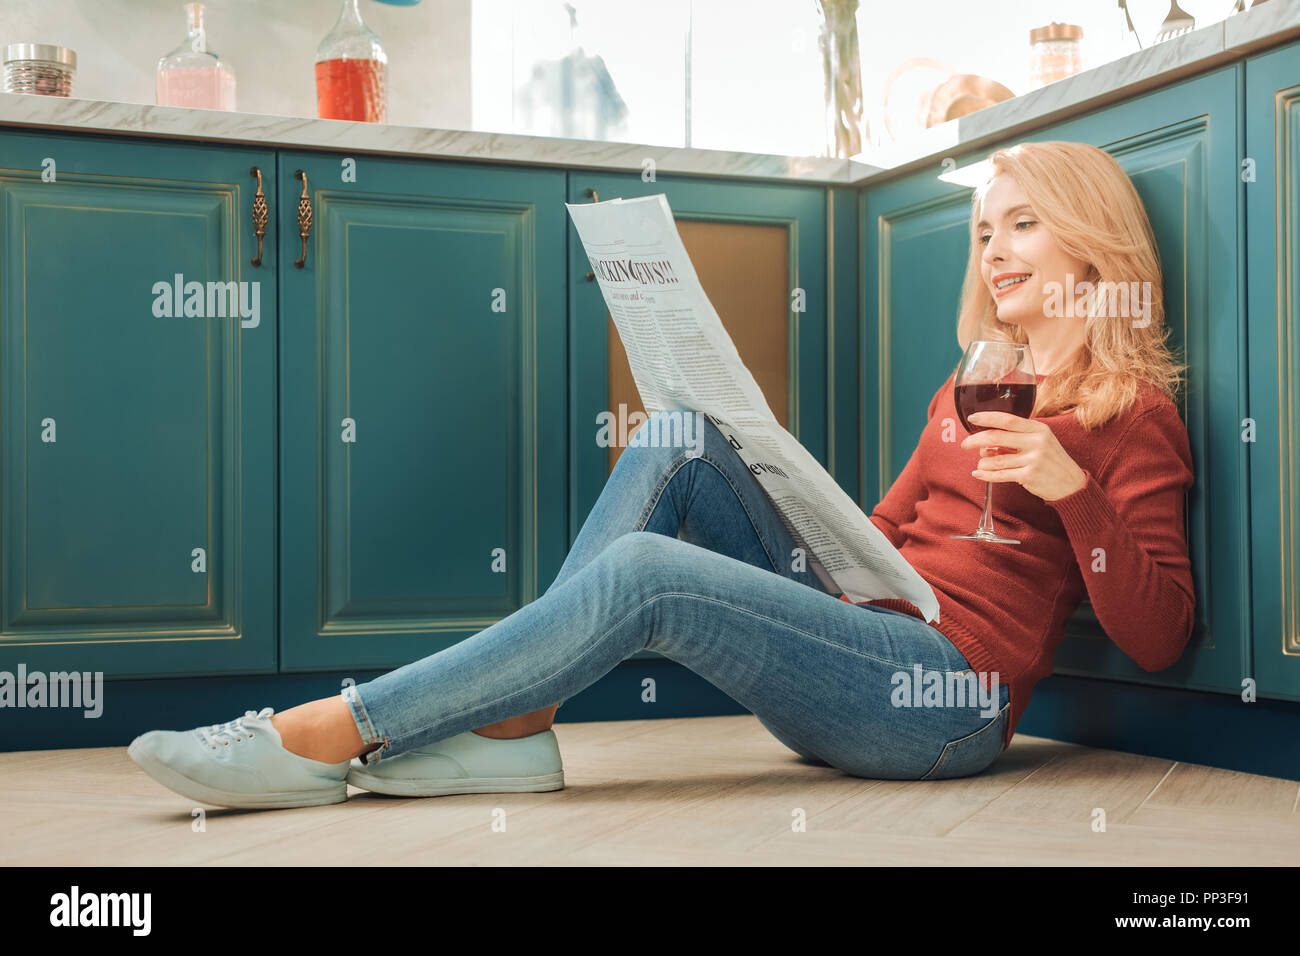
[197, 707, 275, 749]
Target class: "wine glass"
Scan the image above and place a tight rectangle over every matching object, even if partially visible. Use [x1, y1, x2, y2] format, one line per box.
[951, 340, 1036, 545]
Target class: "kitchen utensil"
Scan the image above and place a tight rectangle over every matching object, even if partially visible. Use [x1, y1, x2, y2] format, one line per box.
[1153, 1, 1195, 42]
[1118, 1, 1143, 50]
[881, 57, 955, 142]
[924, 74, 1015, 126]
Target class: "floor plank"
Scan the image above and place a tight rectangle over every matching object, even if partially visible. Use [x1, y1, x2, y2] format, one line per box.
[1140, 763, 1300, 817]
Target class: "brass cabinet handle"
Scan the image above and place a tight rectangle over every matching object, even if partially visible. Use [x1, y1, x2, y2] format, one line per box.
[249, 167, 268, 267]
[294, 169, 313, 269]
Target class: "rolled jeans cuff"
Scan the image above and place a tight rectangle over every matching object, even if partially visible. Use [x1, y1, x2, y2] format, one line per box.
[342, 683, 389, 766]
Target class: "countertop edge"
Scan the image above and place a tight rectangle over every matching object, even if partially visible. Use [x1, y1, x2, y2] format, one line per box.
[850, 1, 1300, 185]
[0, 1, 1295, 187]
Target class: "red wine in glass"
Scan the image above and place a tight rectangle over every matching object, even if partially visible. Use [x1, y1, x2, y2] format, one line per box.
[954, 382, 1037, 433]
[951, 341, 1036, 545]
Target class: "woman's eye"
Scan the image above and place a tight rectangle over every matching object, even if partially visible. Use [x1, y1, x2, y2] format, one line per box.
[979, 220, 1035, 245]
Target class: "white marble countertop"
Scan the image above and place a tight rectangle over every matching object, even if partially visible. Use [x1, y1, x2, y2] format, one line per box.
[1, 0, 1296, 187]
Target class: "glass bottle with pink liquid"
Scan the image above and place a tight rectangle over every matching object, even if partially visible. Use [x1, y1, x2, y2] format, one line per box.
[156, 2, 236, 110]
[315, 0, 389, 123]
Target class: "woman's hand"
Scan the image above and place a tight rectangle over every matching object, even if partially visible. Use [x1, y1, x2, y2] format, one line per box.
[962, 411, 1088, 502]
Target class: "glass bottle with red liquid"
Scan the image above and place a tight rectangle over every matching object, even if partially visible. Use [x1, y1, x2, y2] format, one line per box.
[315, 0, 388, 123]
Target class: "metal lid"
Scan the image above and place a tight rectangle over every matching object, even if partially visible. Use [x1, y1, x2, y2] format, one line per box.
[1029, 22, 1083, 43]
[3, 43, 77, 68]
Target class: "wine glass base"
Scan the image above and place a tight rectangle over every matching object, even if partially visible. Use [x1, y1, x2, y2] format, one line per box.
[950, 531, 1021, 545]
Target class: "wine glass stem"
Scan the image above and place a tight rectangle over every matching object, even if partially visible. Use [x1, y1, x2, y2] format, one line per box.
[977, 480, 996, 535]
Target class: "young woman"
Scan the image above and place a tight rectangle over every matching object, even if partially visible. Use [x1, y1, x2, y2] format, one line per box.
[129, 140, 1195, 809]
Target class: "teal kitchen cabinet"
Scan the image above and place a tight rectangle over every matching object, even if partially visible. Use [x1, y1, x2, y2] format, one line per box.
[0, 131, 278, 677]
[277, 153, 568, 671]
[1246, 40, 1300, 701]
[566, 172, 837, 543]
[863, 65, 1249, 696]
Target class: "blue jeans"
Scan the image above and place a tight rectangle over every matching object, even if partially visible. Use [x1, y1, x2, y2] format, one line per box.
[344, 412, 1009, 780]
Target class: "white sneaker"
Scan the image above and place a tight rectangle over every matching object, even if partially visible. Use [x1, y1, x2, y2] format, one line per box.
[348, 729, 565, 796]
[128, 708, 351, 809]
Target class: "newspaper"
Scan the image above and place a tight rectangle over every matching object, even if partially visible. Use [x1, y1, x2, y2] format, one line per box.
[565, 193, 939, 622]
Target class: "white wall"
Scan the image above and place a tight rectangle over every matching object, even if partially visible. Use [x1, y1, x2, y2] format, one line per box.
[0, 0, 472, 129]
[1, 0, 1244, 155]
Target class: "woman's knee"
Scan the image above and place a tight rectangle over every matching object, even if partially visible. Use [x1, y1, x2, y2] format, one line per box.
[601, 531, 691, 585]
[617, 409, 710, 468]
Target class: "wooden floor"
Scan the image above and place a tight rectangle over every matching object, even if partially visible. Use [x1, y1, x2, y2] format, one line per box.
[2, 715, 1298, 865]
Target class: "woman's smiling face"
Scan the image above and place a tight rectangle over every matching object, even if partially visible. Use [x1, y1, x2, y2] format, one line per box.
[977, 174, 1092, 329]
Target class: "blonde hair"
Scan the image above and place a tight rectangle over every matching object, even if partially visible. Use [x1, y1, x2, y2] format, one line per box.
[956, 140, 1185, 429]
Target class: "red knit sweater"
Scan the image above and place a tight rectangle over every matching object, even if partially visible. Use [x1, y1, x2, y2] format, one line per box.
[842, 370, 1196, 749]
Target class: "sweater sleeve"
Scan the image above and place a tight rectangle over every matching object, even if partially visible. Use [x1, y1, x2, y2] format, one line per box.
[1045, 399, 1196, 671]
[869, 372, 953, 547]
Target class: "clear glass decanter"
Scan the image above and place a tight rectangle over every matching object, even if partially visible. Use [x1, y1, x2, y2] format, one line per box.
[156, 2, 236, 110]
[315, 0, 389, 123]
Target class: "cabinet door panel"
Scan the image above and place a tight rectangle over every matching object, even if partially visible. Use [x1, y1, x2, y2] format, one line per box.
[864, 67, 1247, 694]
[861, 184, 970, 501]
[279, 154, 566, 671]
[0, 132, 276, 677]
[1246, 40, 1300, 700]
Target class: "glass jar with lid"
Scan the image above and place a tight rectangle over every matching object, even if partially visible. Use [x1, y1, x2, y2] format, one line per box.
[1029, 22, 1084, 88]
[3, 43, 76, 97]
